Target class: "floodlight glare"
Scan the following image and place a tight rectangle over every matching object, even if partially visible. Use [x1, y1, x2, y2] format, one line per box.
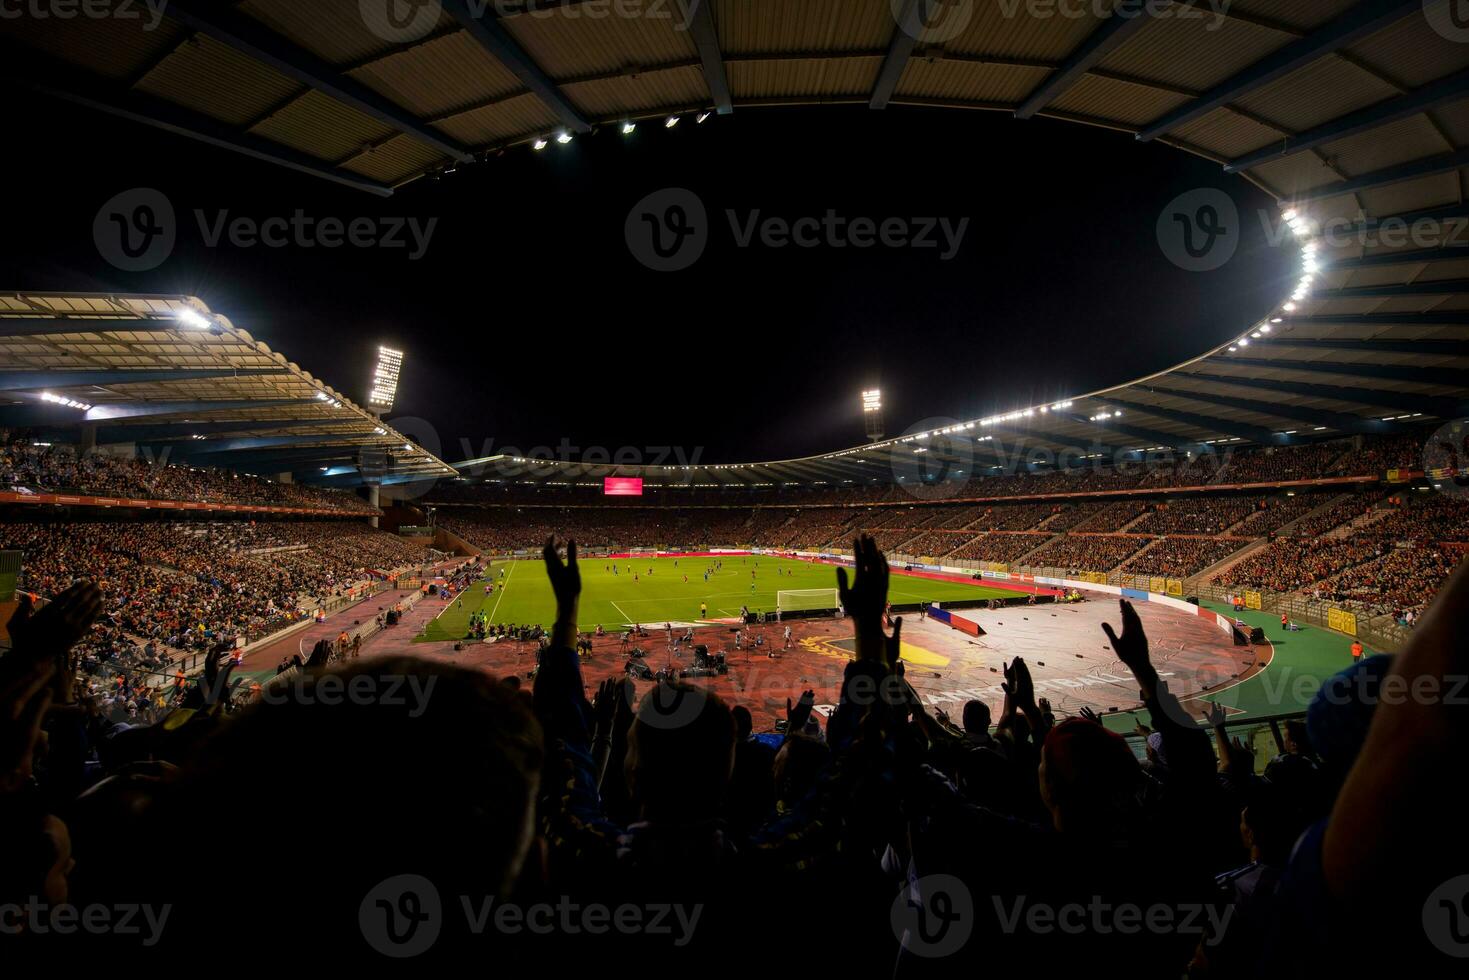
[176, 308, 212, 330]
[533, 138, 548, 150]
[556, 131, 573, 144]
[368, 346, 404, 412]
[665, 115, 680, 128]
[621, 121, 636, 134]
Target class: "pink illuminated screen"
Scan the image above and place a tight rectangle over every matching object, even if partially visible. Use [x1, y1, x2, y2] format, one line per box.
[603, 477, 644, 497]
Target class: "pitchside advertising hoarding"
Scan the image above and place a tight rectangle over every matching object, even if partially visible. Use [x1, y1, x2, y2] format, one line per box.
[603, 477, 644, 497]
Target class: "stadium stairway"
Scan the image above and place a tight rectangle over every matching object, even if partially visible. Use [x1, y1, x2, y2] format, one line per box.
[1275, 492, 1352, 537]
[1013, 532, 1065, 566]
[1191, 538, 1269, 584]
[1114, 509, 1153, 534]
[1323, 500, 1395, 540]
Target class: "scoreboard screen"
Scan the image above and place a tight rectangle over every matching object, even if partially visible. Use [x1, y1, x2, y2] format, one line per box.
[603, 477, 644, 497]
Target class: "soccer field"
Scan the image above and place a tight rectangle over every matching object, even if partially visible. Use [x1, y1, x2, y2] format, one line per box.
[415, 555, 1018, 642]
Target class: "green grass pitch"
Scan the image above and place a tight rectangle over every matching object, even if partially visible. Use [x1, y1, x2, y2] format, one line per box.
[415, 555, 1019, 642]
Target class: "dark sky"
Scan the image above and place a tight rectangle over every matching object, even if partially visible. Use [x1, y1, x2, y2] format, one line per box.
[2, 94, 1289, 466]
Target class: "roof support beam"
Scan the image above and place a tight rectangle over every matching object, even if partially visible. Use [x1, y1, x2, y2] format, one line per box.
[0, 369, 286, 391]
[1217, 356, 1469, 387]
[1312, 279, 1469, 299]
[1062, 414, 1210, 455]
[1177, 371, 1469, 418]
[870, 0, 933, 109]
[1091, 398, 1292, 446]
[1137, 0, 1421, 142]
[162, 0, 472, 162]
[172, 435, 390, 454]
[0, 318, 170, 337]
[440, 0, 591, 133]
[682, 0, 732, 114]
[83, 400, 317, 422]
[93, 419, 357, 442]
[1016, 0, 1163, 119]
[1141, 383, 1407, 435]
[4, 45, 394, 197]
[1250, 335, 1469, 356]
[1292, 146, 1469, 204]
[1327, 243, 1468, 270]
[1225, 67, 1469, 172]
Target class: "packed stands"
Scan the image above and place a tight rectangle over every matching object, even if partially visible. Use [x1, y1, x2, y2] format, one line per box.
[1016, 534, 1150, 572]
[0, 520, 428, 657]
[1120, 537, 1250, 579]
[1129, 498, 1261, 536]
[1, 438, 377, 514]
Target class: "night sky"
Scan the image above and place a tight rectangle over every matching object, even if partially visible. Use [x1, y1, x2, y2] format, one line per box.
[3, 93, 1289, 465]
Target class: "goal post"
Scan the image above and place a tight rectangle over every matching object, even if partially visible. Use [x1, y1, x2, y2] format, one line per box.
[776, 588, 841, 617]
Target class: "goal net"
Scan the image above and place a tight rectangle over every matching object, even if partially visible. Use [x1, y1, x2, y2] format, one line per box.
[776, 588, 841, 615]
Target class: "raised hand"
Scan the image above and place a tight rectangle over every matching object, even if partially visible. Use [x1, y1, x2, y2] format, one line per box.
[592, 677, 619, 736]
[1201, 701, 1227, 730]
[1, 658, 54, 794]
[1079, 705, 1101, 725]
[1101, 599, 1150, 673]
[836, 536, 902, 667]
[544, 537, 581, 651]
[786, 688, 816, 734]
[7, 581, 103, 702]
[1001, 657, 1035, 710]
[837, 535, 889, 625]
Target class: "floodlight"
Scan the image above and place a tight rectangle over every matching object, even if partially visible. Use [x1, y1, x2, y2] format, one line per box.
[368, 346, 404, 412]
[176, 308, 212, 330]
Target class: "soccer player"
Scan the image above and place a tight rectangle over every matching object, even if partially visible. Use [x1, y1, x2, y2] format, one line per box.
[700, 602, 707, 619]
[783, 625, 792, 650]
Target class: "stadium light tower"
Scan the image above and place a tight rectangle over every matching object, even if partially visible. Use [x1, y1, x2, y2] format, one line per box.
[862, 388, 884, 442]
[367, 346, 404, 416]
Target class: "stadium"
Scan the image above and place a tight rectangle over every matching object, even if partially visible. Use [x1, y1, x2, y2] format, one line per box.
[2, 0, 1468, 971]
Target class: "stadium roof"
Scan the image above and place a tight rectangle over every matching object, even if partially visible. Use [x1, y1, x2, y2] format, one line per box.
[10, 2, 1469, 488]
[4, 0, 1469, 213]
[0, 292, 457, 487]
[454, 273, 1469, 488]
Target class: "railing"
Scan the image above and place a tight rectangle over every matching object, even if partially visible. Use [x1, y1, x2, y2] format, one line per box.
[1120, 709, 1309, 775]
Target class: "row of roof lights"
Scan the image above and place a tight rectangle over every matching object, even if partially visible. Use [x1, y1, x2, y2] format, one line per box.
[1228, 211, 1322, 353]
[533, 111, 713, 151]
[41, 391, 92, 411]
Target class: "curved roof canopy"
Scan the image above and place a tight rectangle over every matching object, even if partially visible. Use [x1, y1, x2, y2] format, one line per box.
[4, 0, 1469, 213]
[0, 292, 457, 486]
[8, 2, 1469, 487]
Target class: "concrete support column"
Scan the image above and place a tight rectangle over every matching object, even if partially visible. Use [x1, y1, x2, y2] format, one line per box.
[366, 484, 381, 529]
[276, 471, 294, 484]
[79, 424, 97, 453]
